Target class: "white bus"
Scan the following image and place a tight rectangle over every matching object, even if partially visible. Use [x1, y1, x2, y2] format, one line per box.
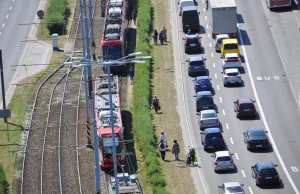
[266, 0, 291, 8]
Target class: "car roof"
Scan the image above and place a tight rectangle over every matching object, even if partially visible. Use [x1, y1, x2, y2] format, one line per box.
[186, 34, 199, 39]
[222, 38, 238, 44]
[196, 76, 209, 81]
[197, 91, 212, 96]
[205, 127, 221, 133]
[238, 98, 253, 103]
[180, 0, 194, 3]
[215, 151, 230, 157]
[190, 55, 203, 61]
[182, 6, 197, 11]
[201, 109, 216, 114]
[223, 182, 242, 188]
[225, 68, 239, 73]
[216, 34, 229, 39]
[257, 162, 276, 169]
[224, 53, 239, 58]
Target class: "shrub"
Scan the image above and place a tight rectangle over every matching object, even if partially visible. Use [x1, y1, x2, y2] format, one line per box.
[0, 163, 9, 194]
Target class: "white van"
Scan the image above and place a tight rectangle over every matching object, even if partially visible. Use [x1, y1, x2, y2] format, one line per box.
[178, 0, 195, 16]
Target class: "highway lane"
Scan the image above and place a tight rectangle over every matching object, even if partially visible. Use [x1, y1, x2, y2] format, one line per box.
[171, 0, 300, 193]
[0, 0, 39, 91]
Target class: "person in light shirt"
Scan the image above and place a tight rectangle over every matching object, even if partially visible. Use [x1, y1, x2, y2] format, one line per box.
[160, 132, 167, 147]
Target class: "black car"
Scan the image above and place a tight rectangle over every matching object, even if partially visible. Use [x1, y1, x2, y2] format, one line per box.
[201, 128, 225, 151]
[251, 162, 280, 186]
[184, 34, 202, 53]
[187, 56, 206, 76]
[243, 129, 270, 150]
[196, 91, 214, 112]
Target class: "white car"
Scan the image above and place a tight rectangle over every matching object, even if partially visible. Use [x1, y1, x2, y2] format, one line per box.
[221, 53, 241, 70]
[215, 34, 229, 52]
[198, 109, 220, 130]
[222, 68, 242, 86]
[218, 182, 245, 194]
[212, 151, 235, 172]
[178, 0, 195, 16]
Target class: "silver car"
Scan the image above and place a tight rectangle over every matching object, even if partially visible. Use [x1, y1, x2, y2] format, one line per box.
[212, 151, 235, 172]
[215, 34, 229, 52]
[222, 68, 242, 86]
[178, 0, 195, 16]
[218, 182, 245, 194]
[198, 109, 220, 130]
[221, 53, 241, 70]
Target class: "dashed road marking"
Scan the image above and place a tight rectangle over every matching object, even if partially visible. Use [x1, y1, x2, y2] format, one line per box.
[208, 33, 210, 38]
[209, 43, 212, 47]
[0, 32, 1, 36]
[211, 52, 214, 57]
[241, 170, 246, 177]
[9, 6, 12, 10]
[230, 138, 234, 145]
[215, 73, 217, 79]
[226, 123, 229, 129]
[2, 23, 5, 28]
[203, 8, 206, 12]
[202, 0, 205, 3]
[222, 109, 225, 115]
[205, 16, 207, 20]
[248, 187, 253, 194]
[213, 62, 215, 68]
[6, 15, 8, 19]
[217, 85, 219, 90]
[206, 24, 209, 29]
[219, 97, 222, 103]
[235, 153, 239, 160]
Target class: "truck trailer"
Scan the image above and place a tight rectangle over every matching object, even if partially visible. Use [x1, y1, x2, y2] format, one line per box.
[209, 0, 237, 39]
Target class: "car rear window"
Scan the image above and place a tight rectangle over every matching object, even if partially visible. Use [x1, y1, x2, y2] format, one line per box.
[206, 132, 222, 139]
[226, 72, 239, 77]
[202, 113, 216, 118]
[183, 10, 198, 21]
[190, 61, 204, 66]
[216, 156, 231, 161]
[226, 186, 243, 193]
[260, 168, 277, 175]
[187, 38, 198, 44]
[225, 57, 239, 62]
[197, 79, 209, 84]
[224, 43, 238, 50]
[181, 1, 195, 7]
[249, 130, 266, 138]
[239, 103, 254, 110]
[197, 96, 213, 105]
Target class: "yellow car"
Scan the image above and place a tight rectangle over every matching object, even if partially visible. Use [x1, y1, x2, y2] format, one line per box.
[221, 39, 240, 56]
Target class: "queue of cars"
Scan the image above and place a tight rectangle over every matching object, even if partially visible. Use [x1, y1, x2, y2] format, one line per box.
[178, 0, 281, 191]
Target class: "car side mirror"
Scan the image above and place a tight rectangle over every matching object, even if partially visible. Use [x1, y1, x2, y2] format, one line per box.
[221, 71, 223, 74]
[210, 155, 214, 157]
[198, 12, 200, 15]
[200, 132, 204, 134]
[253, 101, 256, 103]
[275, 164, 278, 167]
[218, 186, 221, 188]
[182, 38, 186, 40]
[210, 78, 212, 80]
[251, 166, 254, 168]
[216, 111, 219, 113]
[241, 184, 244, 186]
[265, 131, 268, 133]
[233, 102, 236, 103]
[204, 58, 207, 60]
[178, 2, 179, 4]
[193, 95, 197, 97]
[231, 153, 234, 155]
[196, 113, 200, 115]
[186, 60, 189, 62]
[243, 132, 246, 134]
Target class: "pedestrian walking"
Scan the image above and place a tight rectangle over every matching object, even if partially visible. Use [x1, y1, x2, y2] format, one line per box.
[188, 146, 196, 166]
[128, 67, 134, 85]
[172, 140, 180, 160]
[159, 30, 165, 45]
[152, 96, 160, 113]
[159, 132, 167, 146]
[132, 9, 137, 25]
[162, 27, 167, 42]
[153, 30, 158, 45]
[158, 140, 166, 161]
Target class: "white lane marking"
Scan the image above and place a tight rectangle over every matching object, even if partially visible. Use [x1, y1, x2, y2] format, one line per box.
[208, 33, 210, 38]
[13, 0, 15, 2]
[0, 32, 1, 36]
[226, 123, 229, 129]
[291, 166, 299, 172]
[205, 16, 207, 20]
[235, 153, 239, 160]
[214, 73, 217, 79]
[211, 52, 214, 57]
[2, 23, 5, 28]
[213, 63, 215, 68]
[230, 137, 234, 145]
[238, 25, 300, 194]
[173, 2, 210, 193]
[202, 0, 204, 3]
[209, 43, 212, 47]
[222, 109, 225, 115]
[206, 24, 209, 29]
[241, 170, 246, 177]
[6, 15, 8, 19]
[219, 97, 222, 103]
[203, 8, 206, 12]
[9, 6, 12, 10]
[248, 187, 253, 194]
[217, 85, 219, 90]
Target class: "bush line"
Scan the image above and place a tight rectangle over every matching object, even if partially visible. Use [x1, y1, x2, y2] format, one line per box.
[45, 0, 70, 35]
[0, 163, 9, 194]
[132, 0, 169, 193]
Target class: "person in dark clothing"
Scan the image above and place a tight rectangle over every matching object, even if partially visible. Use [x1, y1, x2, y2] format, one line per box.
[128, 67, 134, 85]
[159, 30, 165, 45]
[158, 140, 166, 161]
[152, 96, 160, 113]
[153, 30, 158, 45]
[132, 9, 137, 25]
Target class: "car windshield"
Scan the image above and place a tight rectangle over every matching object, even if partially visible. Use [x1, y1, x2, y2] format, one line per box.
[224, 44, 238, 50]
[249, 130, 266, 138]
[226, 186, 243, 193]
[225, 57, 239, 61]
[206, 132, 222, 139]
[260, 168, 277, 175]
[202, 112, 216, 118]
[181, 1, 195, 7]
[216, 156, 231, 161]
[226, 72, 239, 77]
[187, 38, 198, 44]
[239, 103, 254, 110]
[190, 61, 204, 66]
[197, 96, 213, 105]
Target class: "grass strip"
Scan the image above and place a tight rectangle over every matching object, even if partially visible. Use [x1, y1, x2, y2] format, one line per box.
[132, 0, 169, 193]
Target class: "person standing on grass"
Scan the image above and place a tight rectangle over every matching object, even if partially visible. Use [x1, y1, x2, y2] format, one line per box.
[153, 30, 158, 45]
[172, 140, 180, 160]
[159, 30, 165, 45]
[163, 27, 167, 42]
[158, 140, 166, 161]
[128, 67, 134, 85]
[132, 9, 137, 25]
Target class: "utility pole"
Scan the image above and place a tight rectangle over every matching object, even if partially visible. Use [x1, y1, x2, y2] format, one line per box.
[100, 0, 105, 17]
[88, 0, 96, 60]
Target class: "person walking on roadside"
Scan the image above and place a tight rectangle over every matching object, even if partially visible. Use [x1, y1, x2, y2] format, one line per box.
[172, 140, 180, 160]
[188, 146, 196, 166]
[128, 67, 134, 85]
[159, 30, 165, 45]
[158, 140, 166, 161]
[162, 27, 167, 42]
[153, 30, 158, 45]
[152, 96, 160, 113]
[159, 132, 167, 147]
[132, 9, 137, 25]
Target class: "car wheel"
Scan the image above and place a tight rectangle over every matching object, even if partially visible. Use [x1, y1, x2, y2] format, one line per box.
[256, 180, 259, 186]
[204, 147, 207, 151]
[223, 83, 226, 87]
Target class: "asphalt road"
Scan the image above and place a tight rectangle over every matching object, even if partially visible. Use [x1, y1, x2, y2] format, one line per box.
[0, 0, 39, 92]
[171, 0, 300, 193]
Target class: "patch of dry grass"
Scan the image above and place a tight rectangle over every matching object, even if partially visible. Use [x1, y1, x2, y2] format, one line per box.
[150, 0, 197, 193]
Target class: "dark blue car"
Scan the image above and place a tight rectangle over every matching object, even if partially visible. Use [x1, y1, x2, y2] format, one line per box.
[194, 76, 212, 93]
[201, 128, 225, 151]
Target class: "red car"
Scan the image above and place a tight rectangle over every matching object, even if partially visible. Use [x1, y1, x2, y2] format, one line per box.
[234, 98, 257, 118]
